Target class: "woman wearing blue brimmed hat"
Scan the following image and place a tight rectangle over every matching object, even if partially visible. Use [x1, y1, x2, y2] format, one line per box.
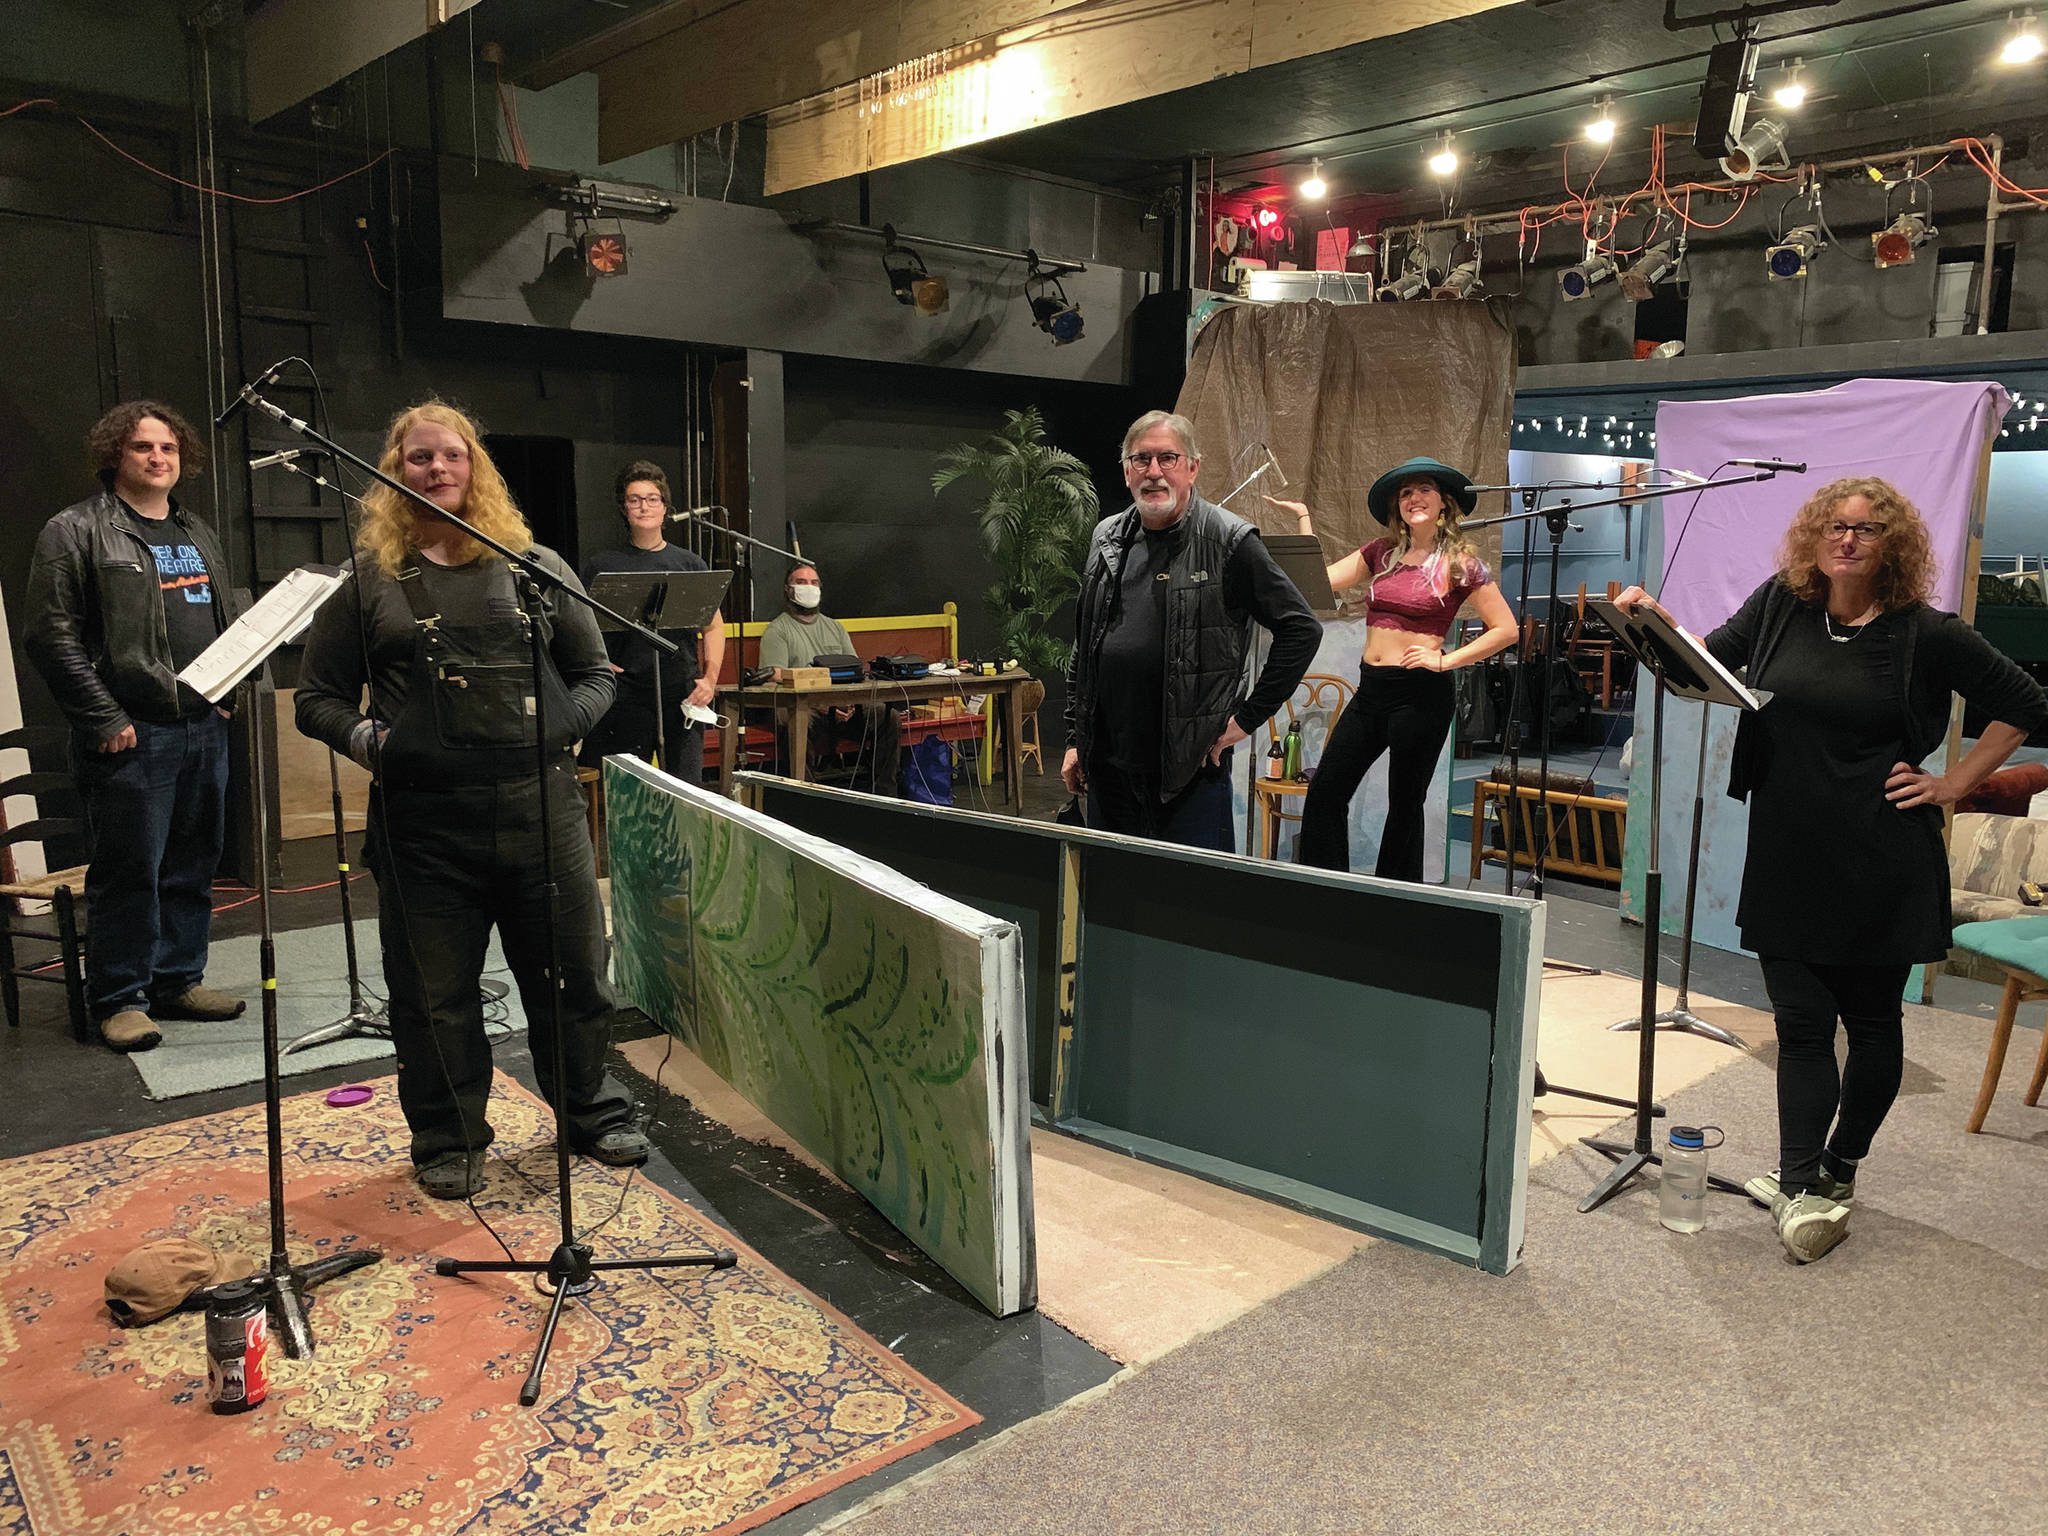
[1266, 455, 1518, 880]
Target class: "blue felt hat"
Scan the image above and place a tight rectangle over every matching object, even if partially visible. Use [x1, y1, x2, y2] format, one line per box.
[1366, 456, 1477, 525]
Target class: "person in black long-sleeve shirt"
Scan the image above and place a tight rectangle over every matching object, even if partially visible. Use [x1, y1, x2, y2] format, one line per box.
[294, 402, 641, 1201]
[1063, 411, 1320, 850]
[1620, 476, 2048, 1265]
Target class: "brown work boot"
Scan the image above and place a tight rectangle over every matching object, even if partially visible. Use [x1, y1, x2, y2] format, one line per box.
[101, 1009, 163, 1053]
[152, 985, 247, 1021]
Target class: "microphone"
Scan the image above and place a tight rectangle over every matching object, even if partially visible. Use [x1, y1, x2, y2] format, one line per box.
[665, 506, 721, 522]
[247, 448, 303, 471]
[215, 358, 289, 430]
[1728, 458, 1806, 473]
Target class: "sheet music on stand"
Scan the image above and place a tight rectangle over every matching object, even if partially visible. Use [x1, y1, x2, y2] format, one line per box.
[179, 565, 348, 703]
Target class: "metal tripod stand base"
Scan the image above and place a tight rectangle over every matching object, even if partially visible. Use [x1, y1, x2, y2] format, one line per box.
[1534, 1064, 1664, 1117]
[280, 1006, 390, 1057]
[230, 1250, 383, 1359]
[437, 1242, 738, 1406]
[1577, 1135, 1749, 1214]
[1608, 1005, 1748, 1049]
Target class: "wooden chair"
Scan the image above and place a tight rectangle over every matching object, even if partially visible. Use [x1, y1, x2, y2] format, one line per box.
[0, 727, 90, 1042]
[1950, 917, 2048, 1133]
[1252, 673, 1355, 859]
[1015, 678, 1045, 775]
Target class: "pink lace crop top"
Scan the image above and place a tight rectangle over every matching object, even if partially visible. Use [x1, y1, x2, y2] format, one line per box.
[1358, 538, 1491, 639]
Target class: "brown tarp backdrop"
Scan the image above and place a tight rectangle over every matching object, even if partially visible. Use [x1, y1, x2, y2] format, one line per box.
[1174, 298, 1518, 615]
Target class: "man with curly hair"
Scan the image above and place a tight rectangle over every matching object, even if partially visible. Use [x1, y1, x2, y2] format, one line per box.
[24, 401, 246, 1052]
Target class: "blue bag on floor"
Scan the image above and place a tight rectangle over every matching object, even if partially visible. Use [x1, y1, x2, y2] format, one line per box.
[903, 738, 954, 805]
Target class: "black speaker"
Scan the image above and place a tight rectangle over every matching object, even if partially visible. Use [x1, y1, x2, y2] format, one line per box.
[1692, 35, 1760, 162]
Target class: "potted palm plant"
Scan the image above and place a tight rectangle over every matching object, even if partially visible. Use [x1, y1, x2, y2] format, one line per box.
[930, 407, 1098, 677]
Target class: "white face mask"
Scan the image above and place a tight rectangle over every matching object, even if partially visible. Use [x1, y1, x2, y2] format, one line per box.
[790, 584, 821, 610]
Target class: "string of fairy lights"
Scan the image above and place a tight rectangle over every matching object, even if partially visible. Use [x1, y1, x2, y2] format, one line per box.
[1512, 392, 2045, 457]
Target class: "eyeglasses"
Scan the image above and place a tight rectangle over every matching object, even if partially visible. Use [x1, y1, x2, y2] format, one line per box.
[623, 494, 666, 509]
[1823, 520, 1887, 543]
[1123, 450, 1185, 470]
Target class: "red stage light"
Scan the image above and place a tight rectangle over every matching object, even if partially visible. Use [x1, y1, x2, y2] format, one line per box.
[1255, 207, 1281, 230]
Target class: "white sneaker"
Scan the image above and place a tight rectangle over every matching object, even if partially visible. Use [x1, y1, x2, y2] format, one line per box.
[1744, 1168, 1855, 1209]
[1771, 1190, 1851, 1264]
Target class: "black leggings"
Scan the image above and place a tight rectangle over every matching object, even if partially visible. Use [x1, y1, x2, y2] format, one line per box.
[1759, 957, 1912, 1194]
[1297, 665, 1457, 882]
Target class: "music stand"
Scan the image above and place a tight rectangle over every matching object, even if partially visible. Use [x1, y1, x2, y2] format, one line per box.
[586, 569, 733, 772]
[1577, 600, 1762, 1213]
[1264, 533, 1339, 616]
[181, 566, 382, 1355]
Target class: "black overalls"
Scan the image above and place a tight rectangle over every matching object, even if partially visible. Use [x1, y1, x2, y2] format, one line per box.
[367, 558, 633, 1168]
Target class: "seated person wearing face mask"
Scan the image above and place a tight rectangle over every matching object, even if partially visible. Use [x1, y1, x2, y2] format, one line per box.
[756, 563, 896, 792]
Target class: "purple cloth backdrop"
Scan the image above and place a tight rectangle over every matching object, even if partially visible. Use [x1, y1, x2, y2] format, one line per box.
[1621, 377, 2009, 952]
[1656, 376, 2010, 622]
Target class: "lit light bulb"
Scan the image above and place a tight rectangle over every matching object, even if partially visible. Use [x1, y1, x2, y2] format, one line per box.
[1298, 158, 1327, 199]
[1428, 134, 1458, 177]
[1771, 59, 1808, 108]
[2001, 16, 2044, 63]
[1585, 99, 1616, 144]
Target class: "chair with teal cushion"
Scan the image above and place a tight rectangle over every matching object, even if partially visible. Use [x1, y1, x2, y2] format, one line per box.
[1950, 917, 2048, 1133]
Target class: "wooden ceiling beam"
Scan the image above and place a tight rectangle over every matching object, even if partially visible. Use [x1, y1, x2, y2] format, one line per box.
[756, 0, 1519, 195]
[592, 0, 1093, 163]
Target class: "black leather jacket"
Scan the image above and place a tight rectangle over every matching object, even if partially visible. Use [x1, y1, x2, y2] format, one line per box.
[23, 488, 243, 739]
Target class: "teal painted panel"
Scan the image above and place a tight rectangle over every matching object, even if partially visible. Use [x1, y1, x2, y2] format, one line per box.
[604, 757, 1034, 1315]
[747, 776, 1539, 1275]
[1072, 848, 1501, 1239]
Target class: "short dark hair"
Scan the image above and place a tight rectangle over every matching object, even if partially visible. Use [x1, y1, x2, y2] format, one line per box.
[87, 400, 206, 485]
[614, 459, 671, 511]
[788, 563, 820, 585]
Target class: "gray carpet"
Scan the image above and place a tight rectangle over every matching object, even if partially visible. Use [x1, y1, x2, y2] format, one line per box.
[817, 1002, 2048, 1535]
[128, 919, 524, 1100]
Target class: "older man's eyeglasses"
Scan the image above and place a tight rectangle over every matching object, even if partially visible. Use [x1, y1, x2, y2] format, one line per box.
[1824, 520, 1887, 543]
[1123, 450, 1185, 470]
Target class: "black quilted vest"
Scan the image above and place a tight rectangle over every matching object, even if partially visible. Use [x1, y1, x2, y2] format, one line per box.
[1069, 494, 1257, 800]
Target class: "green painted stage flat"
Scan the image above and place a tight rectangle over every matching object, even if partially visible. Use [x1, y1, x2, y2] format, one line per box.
[604, 757, 1035, 1315]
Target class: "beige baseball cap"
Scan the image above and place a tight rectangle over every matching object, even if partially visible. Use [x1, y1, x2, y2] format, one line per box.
[104, 1238, 261, 1327]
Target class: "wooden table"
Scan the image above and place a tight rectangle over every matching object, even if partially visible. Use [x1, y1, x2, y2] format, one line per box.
[717, 670, 1035, 808]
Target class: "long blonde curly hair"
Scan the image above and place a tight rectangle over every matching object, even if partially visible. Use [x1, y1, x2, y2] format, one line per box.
[356, 402, 533, 576]
[1778, 475, 1933, 611]
[1373, 477, 1487, 597]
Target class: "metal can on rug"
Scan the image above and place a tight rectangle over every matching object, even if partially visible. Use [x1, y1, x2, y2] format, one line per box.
[204, 1279, 269, 1413]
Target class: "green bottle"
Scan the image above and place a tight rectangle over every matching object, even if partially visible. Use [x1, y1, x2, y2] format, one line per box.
[1282, 720, 1303, 780]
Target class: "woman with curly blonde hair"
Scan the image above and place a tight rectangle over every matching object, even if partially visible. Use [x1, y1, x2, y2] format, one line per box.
[294, 401, 646, 1200]
[1620, 475, 2046, 1264]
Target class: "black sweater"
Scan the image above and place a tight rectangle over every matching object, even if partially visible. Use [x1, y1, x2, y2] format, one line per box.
[1705, 576, 2048, 802]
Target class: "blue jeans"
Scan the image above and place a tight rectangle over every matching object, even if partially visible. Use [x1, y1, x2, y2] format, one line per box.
[73, 713, 230, 1019]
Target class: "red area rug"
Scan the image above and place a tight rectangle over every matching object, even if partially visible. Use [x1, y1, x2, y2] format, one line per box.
[0, 1074, 978, 1535]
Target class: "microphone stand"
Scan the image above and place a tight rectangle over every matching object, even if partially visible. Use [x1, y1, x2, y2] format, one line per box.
[231, 378, 735, 1406]
[1606, 705, 1747, 1047]
[1467, 468, 1786, 1123]
[279, 749, 388, 1055]
[670, 508, 804, 783]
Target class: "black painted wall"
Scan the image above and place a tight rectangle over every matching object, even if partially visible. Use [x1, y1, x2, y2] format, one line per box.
[782, 354, 1137, 663]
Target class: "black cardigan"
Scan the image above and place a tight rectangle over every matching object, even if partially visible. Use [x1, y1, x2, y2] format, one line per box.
[1705, 577, 2048, 803]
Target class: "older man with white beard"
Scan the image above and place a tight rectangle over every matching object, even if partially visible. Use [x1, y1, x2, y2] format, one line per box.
[1061, 410, 1319, 849]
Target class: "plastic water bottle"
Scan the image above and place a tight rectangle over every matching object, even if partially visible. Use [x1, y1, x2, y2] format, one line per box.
[1659, 1124, 1721, 1233]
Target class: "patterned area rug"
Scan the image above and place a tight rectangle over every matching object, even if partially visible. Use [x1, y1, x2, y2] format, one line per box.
[0, 1074, 978, 1536]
